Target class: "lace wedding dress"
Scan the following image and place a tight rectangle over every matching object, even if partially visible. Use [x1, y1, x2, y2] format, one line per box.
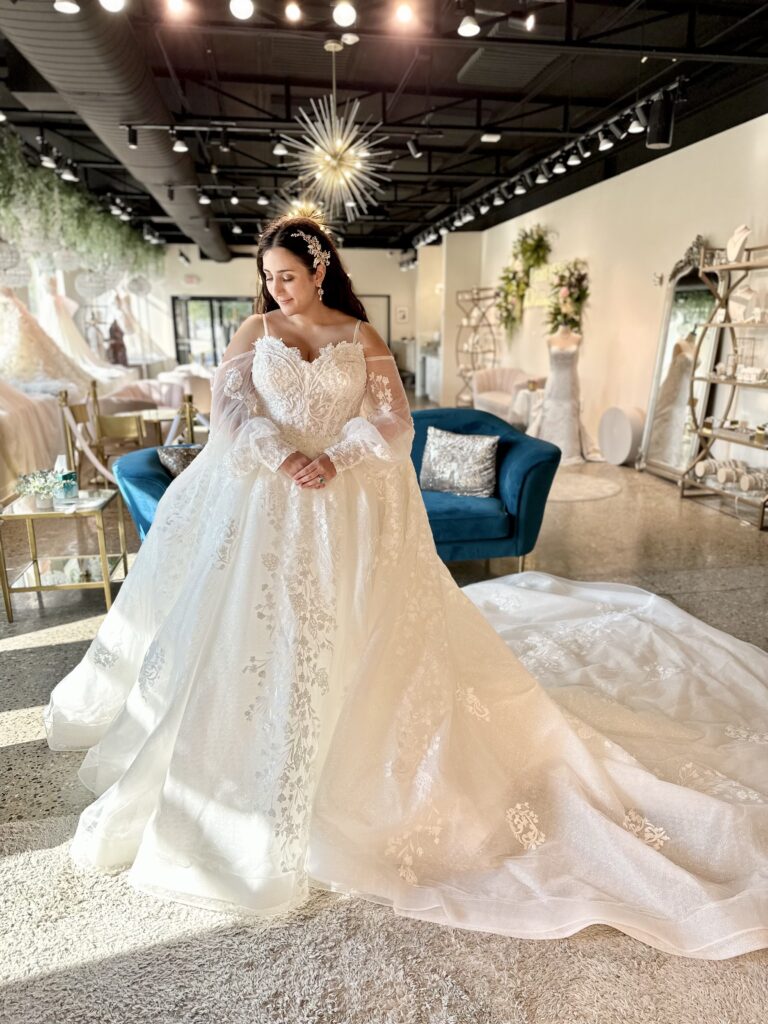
[44, 323, 768, 959]
[528, 345, 602, 464]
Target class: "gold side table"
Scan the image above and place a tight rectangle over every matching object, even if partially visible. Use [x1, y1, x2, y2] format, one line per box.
[0, 489, 128, 623]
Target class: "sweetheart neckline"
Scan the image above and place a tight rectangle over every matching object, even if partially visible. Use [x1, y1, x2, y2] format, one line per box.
[255, 333, 364, 366]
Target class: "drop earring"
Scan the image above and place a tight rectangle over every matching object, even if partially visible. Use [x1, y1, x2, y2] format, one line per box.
[317, 284, 324, 303]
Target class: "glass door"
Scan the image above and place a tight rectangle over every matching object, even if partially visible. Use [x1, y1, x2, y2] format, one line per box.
[172, 297, 254, 366]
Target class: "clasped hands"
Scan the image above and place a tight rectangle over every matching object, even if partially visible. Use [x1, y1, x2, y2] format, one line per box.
[279, 451, 337, 489]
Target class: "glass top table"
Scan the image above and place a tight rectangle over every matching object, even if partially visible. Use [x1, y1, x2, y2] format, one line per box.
[0, 488, 128, 623]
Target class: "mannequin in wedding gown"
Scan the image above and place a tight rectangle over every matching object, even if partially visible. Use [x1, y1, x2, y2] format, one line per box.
[44, 218, 768, 960]
[646, 334, 696, 468]
[528, 325, 602, 464]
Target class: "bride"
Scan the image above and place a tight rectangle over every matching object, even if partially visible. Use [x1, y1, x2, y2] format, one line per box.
[45, 217, 768, 960]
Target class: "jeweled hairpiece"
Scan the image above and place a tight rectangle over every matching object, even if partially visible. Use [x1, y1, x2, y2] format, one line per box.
[291, 230, 331, 270]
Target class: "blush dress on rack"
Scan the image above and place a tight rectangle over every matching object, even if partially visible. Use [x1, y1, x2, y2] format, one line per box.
[44, 319, 768, 960]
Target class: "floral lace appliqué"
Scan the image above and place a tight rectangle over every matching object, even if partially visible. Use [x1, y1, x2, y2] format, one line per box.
[456, 686, 490, 721]
[678, 762, 765, 803]
[89, 637, 121, 669]
[223, 366, 245, 400]
[367, 371, 393, 411]
[724, 725, 768, 745]
[385, 807, 443, 884]
[506, 802, 546, 850]
[622, 809, 670, 850]
[138, 642, 166, 700]
[214, 518, 239, 569]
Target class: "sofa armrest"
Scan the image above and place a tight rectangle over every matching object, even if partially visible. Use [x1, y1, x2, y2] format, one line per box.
[497, 435, 561, 555]
[113, 447, 174, 542]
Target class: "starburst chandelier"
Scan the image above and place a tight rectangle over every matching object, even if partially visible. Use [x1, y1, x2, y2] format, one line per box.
[282, 43, 391, 221]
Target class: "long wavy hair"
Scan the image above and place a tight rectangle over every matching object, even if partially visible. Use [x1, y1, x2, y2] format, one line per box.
[255, 216, 368, 321]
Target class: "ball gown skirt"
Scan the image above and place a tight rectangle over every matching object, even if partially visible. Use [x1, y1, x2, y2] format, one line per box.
[44, 334, 768, 959]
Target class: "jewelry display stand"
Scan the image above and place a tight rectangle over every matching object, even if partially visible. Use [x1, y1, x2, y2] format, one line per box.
[681, 243, 768, 529]
[455, 287, 499, 406]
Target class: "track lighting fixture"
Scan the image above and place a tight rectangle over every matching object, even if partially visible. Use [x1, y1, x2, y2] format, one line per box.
[126, 125, 138, 149]
[332, 2, 357, 27]
[478, 201, 490, 215]
[99, 0, 126, 11]
[198, 189, 212, 205]
[577, 139, 592, 159]
[492, 191, 504, 206]
[597, 131, 613, 152]
[229, 0, 254, 19]
[232, 224, 243, 235]
[395, 3, 414, 24]
[647, 92, 675, 150]
[566, 150, 581, 167]
[514, 180, 526, 195]
[552, 157, 566, 175]
[608, 120, 627, 141]
[457, 0, 480, 37]
[230, 189, 240, 205]
[60, 161, 79, 182]
[285, 2, 302, 21]
[170, 129, 189, 153]
[480, 132, 501, 143]
[53, 1, 81, 13]
[257, 194, 270, 206]
[167, 186, 175, 202]
[219, 128, 231, 153]
[534, 166, 548, 184]
[407, 137, 423, 160]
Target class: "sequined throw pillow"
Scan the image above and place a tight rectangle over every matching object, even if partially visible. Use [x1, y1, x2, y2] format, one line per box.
[419, 427, 499, 497]
[157, 445, 204, 478]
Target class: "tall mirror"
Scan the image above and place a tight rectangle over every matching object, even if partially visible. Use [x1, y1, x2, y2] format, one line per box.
[638, 237, 723, 480]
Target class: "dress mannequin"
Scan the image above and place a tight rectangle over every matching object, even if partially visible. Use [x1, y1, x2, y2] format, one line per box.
[527, 324, 601, 464]
[647, 332, 696, 469]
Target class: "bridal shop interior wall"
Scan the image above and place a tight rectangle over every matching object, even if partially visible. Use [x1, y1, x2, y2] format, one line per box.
[476, 110, 768, 437]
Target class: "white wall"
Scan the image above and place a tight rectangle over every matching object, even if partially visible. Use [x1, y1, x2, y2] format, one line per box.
[480, 111, 768, 436]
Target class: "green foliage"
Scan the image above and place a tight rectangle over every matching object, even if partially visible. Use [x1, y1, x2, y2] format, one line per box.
[17, 470, 58, 496]
[496, 224, 552, 332]
[548, 258, 590, 331]
[0, 129, 161, 275]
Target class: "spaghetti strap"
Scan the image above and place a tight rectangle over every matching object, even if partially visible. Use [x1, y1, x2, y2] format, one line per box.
[261, 313, 269, 338]
[352, 319, 362, 344]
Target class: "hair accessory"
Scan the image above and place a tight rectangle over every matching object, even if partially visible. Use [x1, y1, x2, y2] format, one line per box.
[291, 230, 331, 270]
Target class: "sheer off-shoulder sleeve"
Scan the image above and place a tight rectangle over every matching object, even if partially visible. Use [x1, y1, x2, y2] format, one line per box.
[324, 353, 414, 474]
[209, 352, 297, 474]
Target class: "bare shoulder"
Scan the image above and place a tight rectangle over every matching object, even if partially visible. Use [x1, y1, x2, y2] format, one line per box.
[221, 312, 263, 362]
[357, 320, 392, 360]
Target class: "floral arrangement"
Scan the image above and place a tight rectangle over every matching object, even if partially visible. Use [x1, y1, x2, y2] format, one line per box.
[548, 258, 590, 331]
[16, 469, 58, 497]
[0, 128, 161, 276]
[496, 225, 552, 332]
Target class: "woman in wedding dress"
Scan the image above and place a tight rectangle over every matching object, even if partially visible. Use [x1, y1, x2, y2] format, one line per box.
[44, 218, 768, 960]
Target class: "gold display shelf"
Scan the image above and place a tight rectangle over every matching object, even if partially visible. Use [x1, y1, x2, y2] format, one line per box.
[692, 375, 768, 389]
[694, 321, 768, 329]
[682, 478, 767, 530]
[698, 428, 768, 452]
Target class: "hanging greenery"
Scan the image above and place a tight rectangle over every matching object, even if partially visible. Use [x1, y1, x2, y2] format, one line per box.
[548, 258, 590, 331]
[0, 128, 161, 276]
[495, 224, 552, 332]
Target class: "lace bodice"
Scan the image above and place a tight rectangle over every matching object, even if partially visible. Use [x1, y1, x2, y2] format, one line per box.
[209, 328, 414, 475]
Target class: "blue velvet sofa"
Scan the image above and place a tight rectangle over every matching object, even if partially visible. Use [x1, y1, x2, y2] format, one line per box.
[115, 409, 560, 559]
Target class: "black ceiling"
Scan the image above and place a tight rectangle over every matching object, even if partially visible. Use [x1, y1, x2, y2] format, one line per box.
[2, 0, 768, 252]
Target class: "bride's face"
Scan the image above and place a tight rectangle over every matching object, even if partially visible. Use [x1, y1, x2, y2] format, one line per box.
[262, 247, 320, 315]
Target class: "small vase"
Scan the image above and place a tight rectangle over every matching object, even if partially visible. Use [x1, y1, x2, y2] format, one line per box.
[35, 493, 54, 510]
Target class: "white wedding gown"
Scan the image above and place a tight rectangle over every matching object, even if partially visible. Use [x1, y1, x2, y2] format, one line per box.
[44, 325, 768, 960]
[528, 345, 602, 464]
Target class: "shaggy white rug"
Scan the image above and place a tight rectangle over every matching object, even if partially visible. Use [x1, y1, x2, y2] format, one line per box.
[548, 470, 623, 503]
[1, 816, 766, 1024]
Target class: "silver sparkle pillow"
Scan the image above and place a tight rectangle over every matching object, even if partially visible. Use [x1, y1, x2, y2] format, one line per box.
[157, 445, 204, 478]
[419, 426, 499, 497]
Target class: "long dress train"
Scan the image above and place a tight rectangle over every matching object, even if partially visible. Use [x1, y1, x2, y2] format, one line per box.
[44, 324, 768, 959]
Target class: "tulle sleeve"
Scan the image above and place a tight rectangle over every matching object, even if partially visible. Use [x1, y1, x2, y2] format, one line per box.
[324, 353, 415, 474]
[209, 351, 297, 474]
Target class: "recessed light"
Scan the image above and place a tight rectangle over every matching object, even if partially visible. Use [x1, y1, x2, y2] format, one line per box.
[480, 132, 501, 143]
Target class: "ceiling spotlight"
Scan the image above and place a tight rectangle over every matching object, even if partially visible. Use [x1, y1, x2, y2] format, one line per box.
[167, 0, 186, 14]
[333, 2, 357, 27]
[395, 3, 414, 24]
[507, 13, 534, 31]
[407, 137, 423, 159]
[126, 125, 138, 149]
[647, 92, 675, 150]
[340, 32, 359, 44]
[514, 180, 526, 195]
[61, 162, 79, 182]
[109, 201, 122, 216]
[219, 128, 231, 152]
[628, 105, 648, 134]
[478, 201, 490, 215]
[120, 210, 131, 221]
[285, 1, 302, 19]
[438, 225, 449, 236]
[167, 185, 175, 202]
[577, 138, 592, 159]
[534, 167, 548, 184]
[566, 150, 581, 167]
[458, 14, 480, 36]
[53, 1, 81, 12]
[598, 131, 614, 152]
[608, 120, 628, 141]
[98, 0, 126, 11]
[232, 224, 243, 235]
[525, 12, 535, 30]
[230, 189, 240, 206]
[198, 189, 212, 205]
[492, 191, 504, 206]
[641, 55, 649, 64]
[170, 128, 189, 153]
[552, 157, 566, 174]
[480, 132, 501, 143]
[272, 137, 289, 157]
[257, 194, 270, 206]
[229, 0, 255, 19]
[39, 141, 58, 169]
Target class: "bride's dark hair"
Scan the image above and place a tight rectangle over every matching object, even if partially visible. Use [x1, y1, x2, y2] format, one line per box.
[255, 216, 368, 321]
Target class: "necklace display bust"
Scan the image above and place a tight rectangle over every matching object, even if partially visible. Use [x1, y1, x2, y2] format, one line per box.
[548, 324, 582, 350]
